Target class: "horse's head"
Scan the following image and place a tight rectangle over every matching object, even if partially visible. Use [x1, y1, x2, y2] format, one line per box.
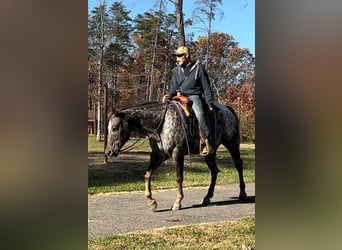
[105, 109, 132, 157]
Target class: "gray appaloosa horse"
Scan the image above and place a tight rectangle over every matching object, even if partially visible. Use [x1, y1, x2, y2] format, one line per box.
[105, 101, 246, 211]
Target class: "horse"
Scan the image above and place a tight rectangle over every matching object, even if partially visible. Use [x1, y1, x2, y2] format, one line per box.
[105, 101, 246, 211]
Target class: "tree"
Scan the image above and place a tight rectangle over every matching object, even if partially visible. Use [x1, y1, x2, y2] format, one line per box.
[225, 83, 255, 142]
[193, 0, 223, 68]
[88, 1, 110, 141]
[193, 33, 234, 100]
[87, 1, 255, 140]
[132, 10, 177, 102]
[167, 0, 185, 46]
[104, 1, 132, 106]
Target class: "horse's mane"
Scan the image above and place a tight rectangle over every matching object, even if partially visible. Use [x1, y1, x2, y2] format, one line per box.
[122, 101, 161, 111]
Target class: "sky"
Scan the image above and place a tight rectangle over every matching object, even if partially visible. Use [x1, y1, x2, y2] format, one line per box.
[88, 0, 255, 56]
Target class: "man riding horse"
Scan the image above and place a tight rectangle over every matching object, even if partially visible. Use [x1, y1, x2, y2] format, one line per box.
[163, 46, 214, 156]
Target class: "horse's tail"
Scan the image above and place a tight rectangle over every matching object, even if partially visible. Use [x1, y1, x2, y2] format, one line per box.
[225, 105, 238, 120]
[225, 105, 241, 137]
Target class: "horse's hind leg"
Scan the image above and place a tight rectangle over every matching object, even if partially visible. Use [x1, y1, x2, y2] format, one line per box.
[224, 141, 247, 200]
[202, 153, 219, 205]
[145, 152, 167, 211]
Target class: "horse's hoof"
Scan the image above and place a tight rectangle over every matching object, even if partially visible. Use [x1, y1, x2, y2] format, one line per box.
[148, 200, 158, 211]
[239, 191, 247, 201]
[172, 203, 181, 211]
[201, 197, 211, 205]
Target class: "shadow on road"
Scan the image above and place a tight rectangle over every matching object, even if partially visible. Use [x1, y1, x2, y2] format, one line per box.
[155, 196, 255, 212]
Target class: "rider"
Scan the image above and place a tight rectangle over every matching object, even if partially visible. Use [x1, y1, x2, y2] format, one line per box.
[163, 46, 214, 156]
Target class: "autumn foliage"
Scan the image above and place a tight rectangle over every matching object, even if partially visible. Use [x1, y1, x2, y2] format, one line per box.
[88, 1, 255, 142]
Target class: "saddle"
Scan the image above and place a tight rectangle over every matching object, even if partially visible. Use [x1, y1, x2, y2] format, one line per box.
[171, 95, 218, 156]
[172, 95, 192, 116]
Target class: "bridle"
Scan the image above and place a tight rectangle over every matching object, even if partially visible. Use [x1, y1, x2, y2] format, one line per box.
[110, 118, 146, 153]
[108, 103, 196, 163]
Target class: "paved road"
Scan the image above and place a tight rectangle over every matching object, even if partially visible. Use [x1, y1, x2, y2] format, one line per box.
[88, 183, 255, 239]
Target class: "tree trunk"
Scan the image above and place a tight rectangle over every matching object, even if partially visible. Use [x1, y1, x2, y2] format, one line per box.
[96, 5, 105, 141]
[93, 102, 96, 135]
[103, 84, 108, 162]
[96, 74, 102, 141]
[206, 0, 213, 69]
[175, 0, 185, 46]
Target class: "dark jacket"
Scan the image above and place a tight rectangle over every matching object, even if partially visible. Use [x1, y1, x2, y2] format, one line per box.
[169, 61, 214, 106]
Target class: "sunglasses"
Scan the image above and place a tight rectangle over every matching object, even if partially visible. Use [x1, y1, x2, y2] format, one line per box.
[176, 54, 185, 57]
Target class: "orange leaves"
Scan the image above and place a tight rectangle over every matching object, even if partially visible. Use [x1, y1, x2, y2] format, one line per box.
[225, 83, 255, 119]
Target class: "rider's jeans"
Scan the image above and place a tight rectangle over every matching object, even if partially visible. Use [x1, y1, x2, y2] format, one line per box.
[188, 95, 210, 138]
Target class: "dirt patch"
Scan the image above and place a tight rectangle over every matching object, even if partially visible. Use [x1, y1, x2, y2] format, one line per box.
[240, 144, 255, 149]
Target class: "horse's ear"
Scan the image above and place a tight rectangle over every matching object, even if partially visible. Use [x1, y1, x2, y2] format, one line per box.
[108, 107, 125, 119]
[107, 107, 115, 119]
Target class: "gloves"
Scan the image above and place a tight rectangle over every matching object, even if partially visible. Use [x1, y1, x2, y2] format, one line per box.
[162, 95, 170, 103]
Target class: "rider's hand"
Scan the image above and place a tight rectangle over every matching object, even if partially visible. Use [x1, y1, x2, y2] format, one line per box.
[208, 103, 214, 111]
[162, 95, 170, 103]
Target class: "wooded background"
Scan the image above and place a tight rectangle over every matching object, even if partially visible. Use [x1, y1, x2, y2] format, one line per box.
[88, 0, 255, 142]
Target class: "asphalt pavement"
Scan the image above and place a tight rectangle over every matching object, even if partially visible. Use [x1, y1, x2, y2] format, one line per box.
[88, 183, 255, 239]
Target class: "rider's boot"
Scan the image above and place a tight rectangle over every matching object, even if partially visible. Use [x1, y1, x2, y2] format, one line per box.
[200, 136, 214, 156]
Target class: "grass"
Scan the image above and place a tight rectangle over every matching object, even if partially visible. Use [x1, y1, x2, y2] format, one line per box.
[88, 135, 255, 195]
[88, 216, 255, 249]
[88, 136, 255, 249]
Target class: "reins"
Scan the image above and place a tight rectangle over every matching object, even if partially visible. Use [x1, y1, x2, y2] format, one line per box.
[170, 101, 192, 167]
[111, 119, 145, 153]
[119, 137, 145, 153]
[115, 102, 195, 169]
[119, 103, 168, 154]
[154, 103, 169, 135]
[181, 118, 192, 167]
[156, 103, 173, 159]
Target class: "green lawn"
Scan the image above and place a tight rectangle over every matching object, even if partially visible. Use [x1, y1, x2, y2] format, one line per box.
[88, 216, 255, 250]
[88, 136, 255, 249]
[88, 135, 255, 195]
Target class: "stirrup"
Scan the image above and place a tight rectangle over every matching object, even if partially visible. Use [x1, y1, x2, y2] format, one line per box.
[200, 139, 213, 156]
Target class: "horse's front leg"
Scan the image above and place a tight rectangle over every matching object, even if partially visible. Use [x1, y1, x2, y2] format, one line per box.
[144, 169, 157, 211]
[144, 151, 167, 211]
[172, 149, 184, 211]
